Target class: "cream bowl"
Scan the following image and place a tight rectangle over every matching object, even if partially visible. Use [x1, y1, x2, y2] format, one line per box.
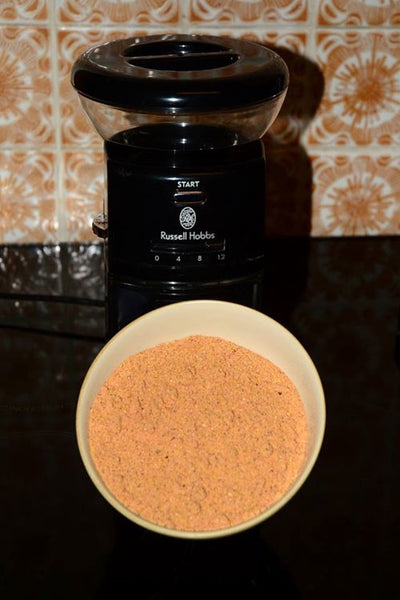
[76, 300, 325, 539]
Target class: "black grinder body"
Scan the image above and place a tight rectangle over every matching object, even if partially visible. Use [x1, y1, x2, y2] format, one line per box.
[71, 34, 289, 334]
[106, 124, 266, 333]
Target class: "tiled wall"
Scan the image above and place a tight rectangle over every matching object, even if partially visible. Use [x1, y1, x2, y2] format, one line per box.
[0, 0, 399, 243]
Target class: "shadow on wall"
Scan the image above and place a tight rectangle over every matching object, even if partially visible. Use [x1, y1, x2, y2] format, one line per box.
[263, 46, 325, 238]
[260, 47, 324, 328]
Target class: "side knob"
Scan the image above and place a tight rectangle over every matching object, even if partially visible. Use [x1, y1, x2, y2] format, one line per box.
[92, 213, 108, 239]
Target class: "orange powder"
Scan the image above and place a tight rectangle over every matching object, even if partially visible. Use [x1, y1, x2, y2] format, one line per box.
[88, 335, 308, 532]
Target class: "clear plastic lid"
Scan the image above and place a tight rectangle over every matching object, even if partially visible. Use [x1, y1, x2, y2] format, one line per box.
[72, 34, 289, 145]
[79, 95, 287, 145]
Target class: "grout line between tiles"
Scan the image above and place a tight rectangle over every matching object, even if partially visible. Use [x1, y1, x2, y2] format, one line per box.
[306, 0, 317, 59]
[4, 25, 398, 30]
[0, 20, 49, 26]
[1, 145, 399, 155]
[3, 21, 397, 33]
[47, 0, 66, 242]
[179, 0, 190, 33]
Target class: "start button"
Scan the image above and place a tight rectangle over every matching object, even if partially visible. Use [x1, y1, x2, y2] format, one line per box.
[173, 191, 207, 206]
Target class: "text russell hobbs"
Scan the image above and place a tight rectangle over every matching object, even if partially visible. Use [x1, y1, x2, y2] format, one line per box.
[160, 231, 216, 241]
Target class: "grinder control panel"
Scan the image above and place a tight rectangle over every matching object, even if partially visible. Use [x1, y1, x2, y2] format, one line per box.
[149, 239, 226, 266]
[148, 177, 228, 267]
[105, 139, 266, 282]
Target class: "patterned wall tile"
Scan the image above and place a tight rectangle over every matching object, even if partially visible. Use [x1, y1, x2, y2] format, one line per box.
[306, 31, 400, 146]
[317, 0, 400, 26]
[62, 151, 104, 242]
[0, 27, 54, 145]
[56, 0, 179, 24]
[0, 0, 48, 22]
[0, 152, 58, 243]
[186, 27, 308, 54]
[311, 154, 400, 236]
[188, 0, 308, 23]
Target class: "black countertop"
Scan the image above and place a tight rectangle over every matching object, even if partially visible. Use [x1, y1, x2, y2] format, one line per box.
[1, 238, 399, 599]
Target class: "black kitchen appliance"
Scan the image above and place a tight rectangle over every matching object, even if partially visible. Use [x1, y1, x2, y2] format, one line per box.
[71, 34, 288, 335]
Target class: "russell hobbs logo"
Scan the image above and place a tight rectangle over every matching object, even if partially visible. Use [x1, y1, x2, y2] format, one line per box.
[159, 231, 216, 241]
[158, 204, 216, 241]
[179, 206, 196, 230]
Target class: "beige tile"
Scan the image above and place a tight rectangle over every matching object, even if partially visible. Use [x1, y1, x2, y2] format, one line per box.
[0, 151, 58, 243]
[63, 150, 104, 242]
[0, 26, 55, 145]
[57, 0, 180, 24]
[306, 30, 400, 146]
[317, 0, 400, 26]
[311, 154, 400, 236]
[188, 0, 308, 23]
[0, 0, 48, 21]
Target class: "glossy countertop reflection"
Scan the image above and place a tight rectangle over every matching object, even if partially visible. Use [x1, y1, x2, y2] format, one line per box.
[1, 237, 399, 599]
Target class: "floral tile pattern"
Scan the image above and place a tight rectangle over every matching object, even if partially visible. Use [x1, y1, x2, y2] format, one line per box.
[0, 1, 399, 240]
[0, 27, 54, 145]
[62, 151, 104, 242]
[306, 31, 400, 146]
[56, 0, 179, 24]
[188, 0, 308, 23]
[0, 152, 57, 243]
[0, 0, 48, 22]
[318, 0, 400, 26]
[311, 154, 400, 236]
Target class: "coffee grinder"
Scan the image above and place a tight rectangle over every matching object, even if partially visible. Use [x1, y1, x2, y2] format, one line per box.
[71, 34, 288, 335]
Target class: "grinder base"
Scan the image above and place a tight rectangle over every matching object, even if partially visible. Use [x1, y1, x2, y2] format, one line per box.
[107, 272, 263, 336]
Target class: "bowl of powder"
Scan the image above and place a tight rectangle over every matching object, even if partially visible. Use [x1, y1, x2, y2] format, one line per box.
[76, 300, 325, 539]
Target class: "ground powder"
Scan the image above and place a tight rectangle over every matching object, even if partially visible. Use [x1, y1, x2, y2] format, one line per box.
[89, 335, 308, 532]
